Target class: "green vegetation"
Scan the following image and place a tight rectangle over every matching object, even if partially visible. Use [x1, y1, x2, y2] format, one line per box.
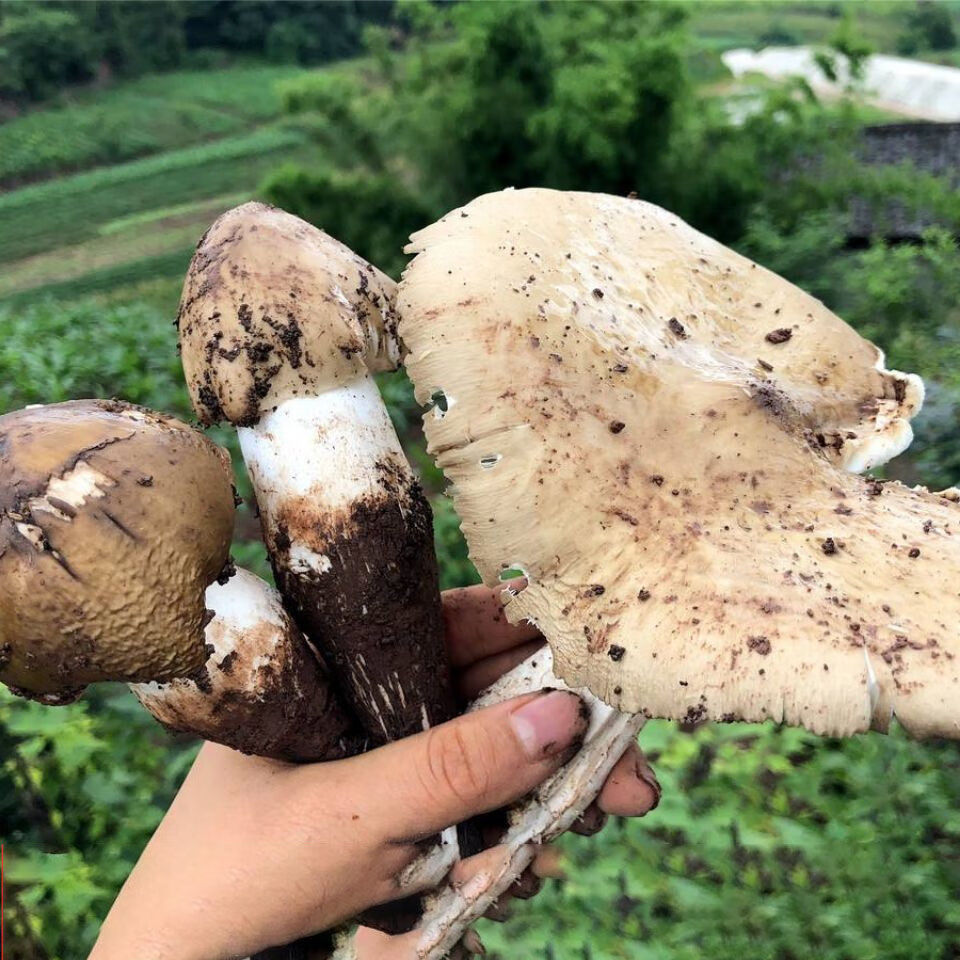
[684, 1, 908, 53]
[0, 127, 310, 264]
[1, 2, 959, 958]
[0, 65, 306, 185]
[485, 721, 960, 960]
[0, 1, 390, 105]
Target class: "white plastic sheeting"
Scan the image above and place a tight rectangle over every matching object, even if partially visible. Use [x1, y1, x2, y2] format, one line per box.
[723, 46, 960, 122]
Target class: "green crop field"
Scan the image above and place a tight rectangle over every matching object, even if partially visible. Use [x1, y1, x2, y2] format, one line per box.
[0, 65, 308, 186]
[685, 1, 906, 53]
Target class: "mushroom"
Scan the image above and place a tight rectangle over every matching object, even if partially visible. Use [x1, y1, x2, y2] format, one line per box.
[396, 188, 960, 954]
[0, 399, 358, 761]
[132, 568, 358, 762]
[177, 202, 458, 747]
[0, 399, 234, 701]
[176, 204, 465, 943]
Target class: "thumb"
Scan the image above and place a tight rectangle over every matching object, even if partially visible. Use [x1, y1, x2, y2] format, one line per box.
[340, 690, 587, 844]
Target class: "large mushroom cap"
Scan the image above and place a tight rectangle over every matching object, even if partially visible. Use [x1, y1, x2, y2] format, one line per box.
[0, 400, 235, 702]
[178, 201, 399, 427]
[398, 188, 960, 740]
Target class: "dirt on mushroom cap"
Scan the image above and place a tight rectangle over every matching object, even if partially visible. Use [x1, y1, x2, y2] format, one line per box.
[0, 399, 236, 700]
[398, 187, 959, 740]
[177, 201, 400, 427]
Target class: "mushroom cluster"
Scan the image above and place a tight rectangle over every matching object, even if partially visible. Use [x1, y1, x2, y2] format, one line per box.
[2, 189, 957, 960]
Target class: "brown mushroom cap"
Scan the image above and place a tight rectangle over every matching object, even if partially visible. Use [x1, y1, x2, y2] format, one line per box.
[398, 188, 960, 740]
[0, 400, 235, 702]
[178, 201, 399, 427]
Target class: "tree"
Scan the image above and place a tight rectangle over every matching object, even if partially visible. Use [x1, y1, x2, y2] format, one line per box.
[0, 5, 96, 101]
[897, 0, 957, 54]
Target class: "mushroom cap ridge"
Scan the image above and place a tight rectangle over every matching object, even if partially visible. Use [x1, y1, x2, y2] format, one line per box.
[398, 188, 959, 740]
[0, 400, 235, 700]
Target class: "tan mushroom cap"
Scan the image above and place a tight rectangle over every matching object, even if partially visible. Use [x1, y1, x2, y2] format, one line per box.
[0, 400, 235, 702]
[399, 188, 960, 740]
[178, 201, 399, 426]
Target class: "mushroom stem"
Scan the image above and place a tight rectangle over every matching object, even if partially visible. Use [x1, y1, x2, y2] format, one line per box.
[238, 379, 455, 743]
[131, 568, 360, 763]
[176, 203, 466, 940]
[412, 646, 644, 959]
[239, 378, 465, 944]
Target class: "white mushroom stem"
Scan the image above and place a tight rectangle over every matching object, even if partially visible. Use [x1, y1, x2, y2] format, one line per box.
[399, 647, 644, 960]
[238, 379, 399, 574]
[238, 375, 457, 742]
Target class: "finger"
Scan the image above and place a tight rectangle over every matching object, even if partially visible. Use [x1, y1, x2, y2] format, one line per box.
[324, 690, 588, 844]
[597, 742, 661, 817]
[458, 640, 546, 699]
[531, 845, 566, 879]
[570, 802, 608, 837]
[443, 581, 540, 667]
[507, 868, 543, 900]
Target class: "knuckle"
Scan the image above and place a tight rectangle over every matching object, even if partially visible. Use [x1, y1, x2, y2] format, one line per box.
[421, 723, 498, 806]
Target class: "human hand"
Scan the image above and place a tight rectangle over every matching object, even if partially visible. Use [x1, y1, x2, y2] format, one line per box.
[90, 584, 660, 960]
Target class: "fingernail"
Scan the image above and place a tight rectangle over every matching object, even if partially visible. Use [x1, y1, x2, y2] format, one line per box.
[635, 755, 662, 810]
[510, 690, 586, 761]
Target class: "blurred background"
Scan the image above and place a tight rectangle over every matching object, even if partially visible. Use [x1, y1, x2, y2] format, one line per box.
[1, 2, 959, 958]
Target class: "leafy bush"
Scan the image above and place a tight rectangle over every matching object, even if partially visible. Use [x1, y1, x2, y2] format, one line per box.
[0, 5, 95, 101]
[897, 1, 958, 55]
[0, 0, 392, 106]
[0, 297, 188, 416]
[2, 686, 199, 959]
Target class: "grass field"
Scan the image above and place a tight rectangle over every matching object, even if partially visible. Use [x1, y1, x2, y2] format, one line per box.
[0, 62, 346, 307]
[686, 1, 907, 53]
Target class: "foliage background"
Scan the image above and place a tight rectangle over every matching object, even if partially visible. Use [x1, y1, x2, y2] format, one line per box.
[1, 3, 959, 959]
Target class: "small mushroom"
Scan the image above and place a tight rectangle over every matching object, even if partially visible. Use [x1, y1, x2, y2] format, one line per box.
[131, 569, 358, 762]
[397, 188, 959, 954]
[0, 400, 358, 761]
